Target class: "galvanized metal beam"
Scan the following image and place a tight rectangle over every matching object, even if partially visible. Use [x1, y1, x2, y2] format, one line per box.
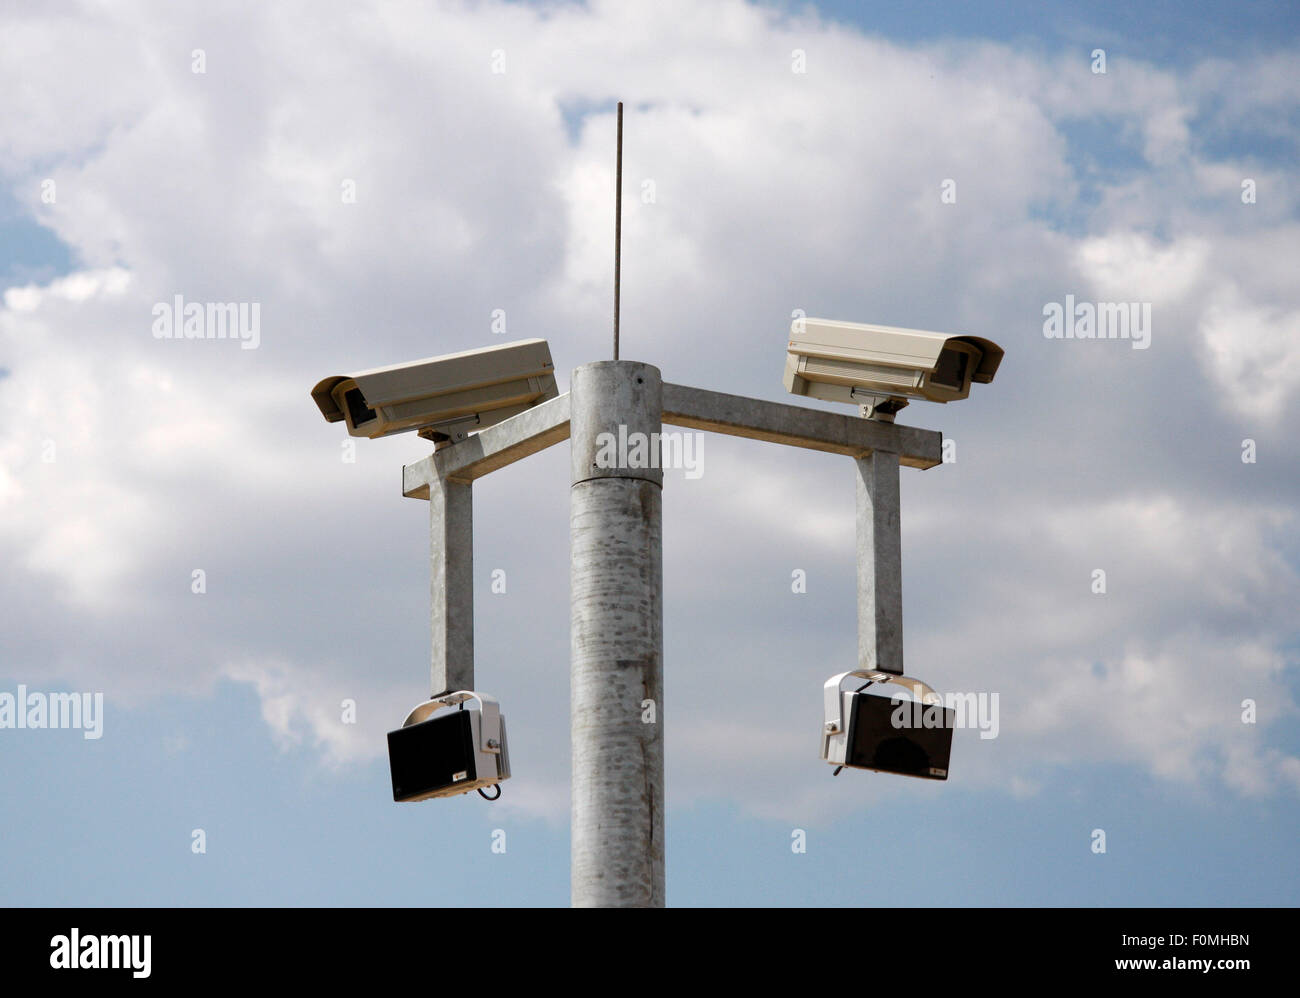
[428, 476, 475, 697]
[401, 394, 571, 698]
[403, 391, 572, 496]
[661, 382, 942, 468]
[857, 450, 904, 675]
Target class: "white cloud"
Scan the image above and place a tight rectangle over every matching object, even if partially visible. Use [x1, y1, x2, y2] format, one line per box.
[1, 0, 1297, 825]
[1200, 290, 1300, 424]
[220, 658, 392, 769]
[1075, 232, 1210, 303]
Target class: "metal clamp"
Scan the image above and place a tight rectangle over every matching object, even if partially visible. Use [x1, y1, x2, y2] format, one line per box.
[822, 670, 941, 736]
[401, 690, 503, 754]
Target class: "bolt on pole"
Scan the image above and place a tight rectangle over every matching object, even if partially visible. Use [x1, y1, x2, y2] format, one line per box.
[568, 360, 665, 907]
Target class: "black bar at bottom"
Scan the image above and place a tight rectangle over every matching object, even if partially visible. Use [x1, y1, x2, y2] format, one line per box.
[0, 907, 1281, 984]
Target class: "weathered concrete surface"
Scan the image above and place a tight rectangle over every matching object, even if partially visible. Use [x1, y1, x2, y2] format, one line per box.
[569, 361, 665, 908]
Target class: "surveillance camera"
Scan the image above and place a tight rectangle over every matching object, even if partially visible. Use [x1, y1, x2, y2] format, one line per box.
[784, 319, 1003, 418]
[387, 691, 511, 801]
[821, 671, 953, 780]
[312, 338, 558, 443]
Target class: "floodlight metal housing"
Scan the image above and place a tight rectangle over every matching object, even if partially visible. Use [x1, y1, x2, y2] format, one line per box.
[312, 338, 558, 443]
[784, 318, 1002, 414]
[387, 691, 510, 801]
[821, 671, 953, 780]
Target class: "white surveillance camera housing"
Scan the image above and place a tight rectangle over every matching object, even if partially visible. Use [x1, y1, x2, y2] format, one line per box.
[784, 319, 1003, 419]
[312, 338, 558, 443]
[387, 691, 511, 802]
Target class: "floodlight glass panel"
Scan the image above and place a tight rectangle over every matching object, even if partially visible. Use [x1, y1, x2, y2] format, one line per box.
[387, 709, 477, 802]
[845, 692, 954, 780]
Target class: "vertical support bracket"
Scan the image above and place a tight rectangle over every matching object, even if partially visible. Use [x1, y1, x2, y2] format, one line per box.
[857, 448, 903, 675]
[430, 475, 474, 697]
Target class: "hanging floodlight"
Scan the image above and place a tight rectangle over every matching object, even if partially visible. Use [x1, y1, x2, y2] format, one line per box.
[387, 691, 511, 802]
[821, 671, 954, 780]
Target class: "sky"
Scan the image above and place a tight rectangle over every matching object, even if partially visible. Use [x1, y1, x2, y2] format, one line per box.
[1, 0, 1298, 907]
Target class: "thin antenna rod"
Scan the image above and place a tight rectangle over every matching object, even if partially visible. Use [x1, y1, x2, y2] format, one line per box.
[614, 100, 623, 361]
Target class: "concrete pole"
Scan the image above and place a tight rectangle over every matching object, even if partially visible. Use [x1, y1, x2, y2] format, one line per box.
[429, 475, 475, 697]
[569, 360, 665, 908]
[857, 448, 904, 675]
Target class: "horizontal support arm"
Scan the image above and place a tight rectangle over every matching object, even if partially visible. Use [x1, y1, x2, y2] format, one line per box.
[404, 381, 942, 499]
[661, 383, 942, 468]
[404, 391, 572, 496]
